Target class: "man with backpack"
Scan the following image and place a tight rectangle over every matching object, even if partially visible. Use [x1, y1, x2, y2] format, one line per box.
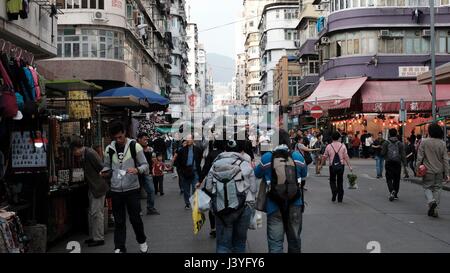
[203, 139, 257, 253]
[381, 128, 407, 201]
[254, 129, 307, 253]
[323, 131, 352, 203]
[100, 121, 150, 253]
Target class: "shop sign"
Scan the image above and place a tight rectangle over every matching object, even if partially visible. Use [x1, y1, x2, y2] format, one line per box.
[293, 117, 299, 125]
[439, 105, 450, 117]
[398, 66, 429, 77]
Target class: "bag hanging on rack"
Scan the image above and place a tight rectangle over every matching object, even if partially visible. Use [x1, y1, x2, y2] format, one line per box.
[0, 61, 18, 118]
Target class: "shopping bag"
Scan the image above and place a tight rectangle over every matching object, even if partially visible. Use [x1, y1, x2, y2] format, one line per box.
[347, 172, 358, 189]
[190, 190, 206, 234]
[255, 180, 267, 212]
[249, 210, 263, 230]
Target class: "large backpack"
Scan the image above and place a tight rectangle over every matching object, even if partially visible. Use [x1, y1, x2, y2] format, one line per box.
[386, 140, 401, 162]
[331, 144, 344, 173]
[208, 154, 247, 217]
[268, 149, 300, 205]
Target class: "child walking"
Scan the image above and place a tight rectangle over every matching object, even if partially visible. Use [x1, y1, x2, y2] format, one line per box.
[152, 153, 165, 195]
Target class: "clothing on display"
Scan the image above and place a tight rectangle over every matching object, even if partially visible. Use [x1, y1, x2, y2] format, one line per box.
[6, 0, 29, 21]
[0, 210, 28, 253]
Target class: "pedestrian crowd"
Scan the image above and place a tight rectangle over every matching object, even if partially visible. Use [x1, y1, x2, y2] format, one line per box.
[68, 119, 449, 253]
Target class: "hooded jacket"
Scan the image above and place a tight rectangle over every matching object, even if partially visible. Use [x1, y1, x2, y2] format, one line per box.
[102, 138, 149, 193]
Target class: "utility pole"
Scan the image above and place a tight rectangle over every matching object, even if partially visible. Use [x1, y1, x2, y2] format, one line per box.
[430, 0, 437, 121]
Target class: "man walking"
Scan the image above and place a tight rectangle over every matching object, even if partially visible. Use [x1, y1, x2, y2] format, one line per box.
[381, 128, 407, 202]
[255, 129, 307, 253]
[173, 134, 202, 209]
[416, 123, 450, 217]
[137, 132, 160, 215]
[361, 130, 369, 158]
[372, 132, 385, 178]
[100, 121, 149, 253]
[70, 137, 109, 247]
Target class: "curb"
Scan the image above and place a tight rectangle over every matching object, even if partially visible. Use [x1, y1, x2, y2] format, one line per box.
[407, 177, 450, 191]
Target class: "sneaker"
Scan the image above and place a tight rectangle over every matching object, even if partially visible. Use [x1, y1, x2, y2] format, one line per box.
[147, 208, 160, 215]
[185, 204, 191, 210]
[139, 212, 143, 216]
[84, 238, 94, 244]
[389, 191, 395, 202]
[114, 248, 126, 253]
[139, 242, 149, 253]
[160, 192, 165, 196]
[428, 201, 437, 217]
[332, 194, 337, 202]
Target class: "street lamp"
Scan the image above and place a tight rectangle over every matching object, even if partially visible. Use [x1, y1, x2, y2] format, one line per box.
[430, 0, 437, 121]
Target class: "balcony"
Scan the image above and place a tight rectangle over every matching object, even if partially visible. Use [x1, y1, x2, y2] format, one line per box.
[298, 75, 319, 94]
[298, 39, 319, 58]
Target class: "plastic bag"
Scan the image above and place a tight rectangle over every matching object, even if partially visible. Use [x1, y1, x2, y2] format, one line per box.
[249, 210, 263, 230]
[347, 172, 358, 189]
[190, 190, 206, 234]
[190, 189, 211, 213]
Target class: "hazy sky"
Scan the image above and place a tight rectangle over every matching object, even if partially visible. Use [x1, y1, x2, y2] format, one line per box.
[186, 0, 243, 60]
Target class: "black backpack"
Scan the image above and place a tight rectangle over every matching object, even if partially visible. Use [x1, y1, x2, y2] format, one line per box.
[268, 149, 300, 206]
[331, 144, 344, 173]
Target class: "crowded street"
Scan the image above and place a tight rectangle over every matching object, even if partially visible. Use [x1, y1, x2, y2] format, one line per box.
[47, 158, 450, 253]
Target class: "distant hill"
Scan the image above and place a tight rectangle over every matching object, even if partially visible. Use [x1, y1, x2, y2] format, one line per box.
[207, 53, 235, 83]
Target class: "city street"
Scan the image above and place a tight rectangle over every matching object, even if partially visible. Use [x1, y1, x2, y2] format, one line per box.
[48, 158, 450, 253]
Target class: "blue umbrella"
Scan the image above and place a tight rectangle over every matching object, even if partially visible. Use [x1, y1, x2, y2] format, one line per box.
[95, 87, 169, 105]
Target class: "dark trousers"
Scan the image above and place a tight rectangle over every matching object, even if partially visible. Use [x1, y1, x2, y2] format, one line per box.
[111, 189, 147, 251]
[385, 161, 401, 195]
[329, 166, 344, 201]
[153, 176, 164, 194]
[209, 211, 216, 230]
[407, 159, 416, 176]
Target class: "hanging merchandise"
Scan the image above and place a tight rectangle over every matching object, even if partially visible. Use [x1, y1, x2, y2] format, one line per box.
[0, 59, 19, 119]
[0, 210, 29, 253]
[68, 91, 91, 119]
[11, 131, 47, 169]
[61, 122, 81, 139]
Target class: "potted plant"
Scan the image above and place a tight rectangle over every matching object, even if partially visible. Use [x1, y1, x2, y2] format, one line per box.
[347, 172, 358, 189]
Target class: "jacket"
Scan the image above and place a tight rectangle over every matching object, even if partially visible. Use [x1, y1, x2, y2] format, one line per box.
[102, 138, 149, 193]
[323, 141, 350, 166]
[254, 145, 307, 215]
[82, 147, 109, 198]
[416, 138, 449, 177]
[204, 152, 257, 204]
[175, 144, 203, 178]
[200, 148, 224, 182]
[381, 137, 407, 165]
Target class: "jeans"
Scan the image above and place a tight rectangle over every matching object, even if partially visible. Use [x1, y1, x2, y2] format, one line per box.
[267, 205, 303, 253]
[142, 175, 155, 210]
[167, 145, 173, 160]
[88, 191, 105, 241]
[385, 161, 401, 195]
[111, 189, 147, 251]
[181, 173, 199, 205]
[423, 173, 443, 207]
[216, 205, 253, 253]
[329, 166, 345, 202]
[375, 156, 384, 177]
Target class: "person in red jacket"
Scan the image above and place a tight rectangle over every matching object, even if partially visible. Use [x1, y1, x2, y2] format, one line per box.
[152, 153, 165, 195]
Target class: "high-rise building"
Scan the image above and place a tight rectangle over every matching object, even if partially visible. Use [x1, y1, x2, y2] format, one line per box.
[235, 53, 247, 101]
[39, 0, 173, 94]
[186, 23, 198, 94]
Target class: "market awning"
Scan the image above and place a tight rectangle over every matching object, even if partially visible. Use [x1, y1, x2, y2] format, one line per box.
[93, 96, 149, 109]
[303, 77, 367, 110]
[156, 126, 179, 134]
[361, 81, 432, 113]
[417, 62, 450, 84]
[45, 79, 103, 92]
[426, 84, 450, 107]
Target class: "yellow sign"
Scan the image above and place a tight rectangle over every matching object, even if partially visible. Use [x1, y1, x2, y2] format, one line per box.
[68, 91, 91, 119]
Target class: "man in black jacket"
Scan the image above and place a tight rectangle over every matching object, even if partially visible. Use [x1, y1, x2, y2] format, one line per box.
[173, 134, 203, 209]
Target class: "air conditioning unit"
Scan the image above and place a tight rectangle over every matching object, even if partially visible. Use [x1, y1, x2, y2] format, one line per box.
[321, 37, 330, 44]
[379, 29, 390, 38]
[93, 11, 108, 22]
[422, 29, 431, 37]
[315, 4, 324, 11]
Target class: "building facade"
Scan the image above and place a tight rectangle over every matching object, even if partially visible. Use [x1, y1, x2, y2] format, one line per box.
[273, 56, 302, 107]
[186, 22, 198, 94]
[259, 1, 300, 105]
[235, 53, 247, 101]
[39, 0, 173, 94]
[242, 0, 275, 105]
[168, 0, 189, 118]
[1, 1, 58, 64]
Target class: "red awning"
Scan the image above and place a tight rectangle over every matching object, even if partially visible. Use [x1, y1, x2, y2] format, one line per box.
[361, 81, 432, 113]
[427, 84, 450, 107]
[304, 77, 367, 110]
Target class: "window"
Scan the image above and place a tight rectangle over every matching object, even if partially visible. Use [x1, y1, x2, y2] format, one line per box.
[379, 37, 403, 54]
[249, 21, 254, 27]
[352, 0, 359, 7]
[288, 76, 299, 96]
[276, 10, 280, 19]
[63, 0, 104, 9]
[57, 28, 124, 60]
[268, 51, 272, 62]
[309, 61, 320, 74]
[285, 29, 298, 40]
[284, 9, 298, 19]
